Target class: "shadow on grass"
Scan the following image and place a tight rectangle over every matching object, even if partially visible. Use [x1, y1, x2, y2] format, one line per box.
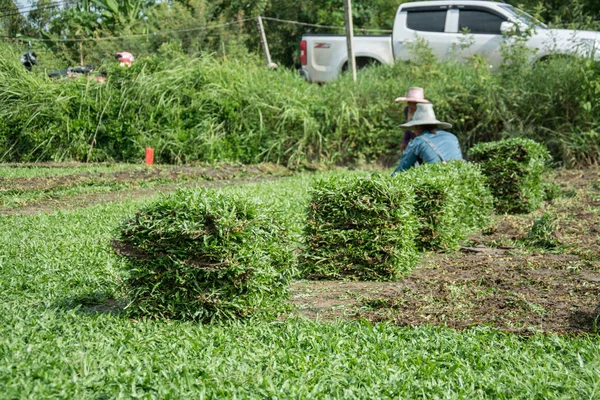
[55, 291, 127, 316]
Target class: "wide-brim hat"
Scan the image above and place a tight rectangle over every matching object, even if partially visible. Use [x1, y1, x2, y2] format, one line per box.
[400, 103, 452, 130]
[115, 52, 135, 63]
[395, 87, 430, 103]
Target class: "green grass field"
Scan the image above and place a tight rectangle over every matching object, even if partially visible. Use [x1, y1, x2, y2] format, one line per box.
[1, 165, 600, 398]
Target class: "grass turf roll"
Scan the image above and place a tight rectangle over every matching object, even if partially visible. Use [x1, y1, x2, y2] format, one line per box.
[468, 138, 551, 214]
[397, 161, 493, 251]
[113, 187, 296, 321]
[301, 173, 419, 281]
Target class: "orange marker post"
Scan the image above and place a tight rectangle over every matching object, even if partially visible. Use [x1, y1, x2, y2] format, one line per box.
[145, 147, 154, 165]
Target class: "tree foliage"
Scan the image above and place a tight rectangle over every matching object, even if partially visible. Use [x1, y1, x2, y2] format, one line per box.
[3, 0, 600, 66]
[0, 0, 28, 38]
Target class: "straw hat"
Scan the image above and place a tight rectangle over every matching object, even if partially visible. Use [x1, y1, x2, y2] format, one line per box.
[395, 87, 430, 103]
[400, 103, 452, 129]
[115, 52, 135, 66]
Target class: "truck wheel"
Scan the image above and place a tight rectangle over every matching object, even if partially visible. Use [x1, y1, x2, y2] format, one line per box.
[342, 57, 381, 74]
[535, 54, 576, 66]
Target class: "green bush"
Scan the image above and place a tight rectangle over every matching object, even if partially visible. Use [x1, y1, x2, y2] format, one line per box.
[397, 161, 493, 250]
[1, 41, 598, 167]
[556, 129, 600, 168]
[301, 173, 419, 281]
[468, 138, 551, 214]
[113, 188, 296, 321]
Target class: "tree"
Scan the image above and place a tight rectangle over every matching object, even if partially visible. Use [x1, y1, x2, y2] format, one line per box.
[92, 0, 155, 31]
[27, 0, 55, 33]
[0, 0, 28, 38]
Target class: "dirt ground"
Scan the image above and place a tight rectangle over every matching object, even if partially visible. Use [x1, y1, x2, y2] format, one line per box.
[290, 252, 600, 334]
[0, 163, 283, 191]
[290, 167, 600, 335]
[0, 163, 292, 215]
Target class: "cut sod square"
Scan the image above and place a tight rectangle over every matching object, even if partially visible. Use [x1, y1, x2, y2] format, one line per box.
[113, 187, 296, 322]
[301, 173, 419, 281]
[396, 161, 493, 251]
[468, 138, 551, 214]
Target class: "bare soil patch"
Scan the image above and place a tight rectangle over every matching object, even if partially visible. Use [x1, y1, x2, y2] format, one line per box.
[290, 167, 600, 335]
[290, 252, 600, 334]
[0, 163, 288, 192]
[0, 163, 292, 215]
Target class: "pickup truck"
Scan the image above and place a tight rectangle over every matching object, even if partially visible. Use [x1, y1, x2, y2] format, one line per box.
[299, 0, 600, 83]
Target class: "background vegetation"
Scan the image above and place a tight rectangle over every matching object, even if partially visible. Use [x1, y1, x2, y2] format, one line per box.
[2, 0, 600, 67]
[0, 0, 599, 167]
[1, 38, 598, 167]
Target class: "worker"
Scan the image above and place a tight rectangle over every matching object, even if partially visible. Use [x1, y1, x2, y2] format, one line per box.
[391, 103, 463, 176]
[395, 87, 430, 152]
[20, 51, 37, 71]
[114, 52, 135, 67]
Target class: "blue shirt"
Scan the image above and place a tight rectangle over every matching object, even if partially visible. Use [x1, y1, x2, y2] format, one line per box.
[392, 130, 463, 176]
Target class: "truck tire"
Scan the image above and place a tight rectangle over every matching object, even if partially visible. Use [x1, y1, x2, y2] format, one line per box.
[341, 57, 381, 74]
[535, 54, 577, 66]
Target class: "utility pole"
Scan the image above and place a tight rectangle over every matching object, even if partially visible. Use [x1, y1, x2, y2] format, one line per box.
[79, 42, 84, 66]
[343, 0, 357, 82]
[256, 16, 278, 69]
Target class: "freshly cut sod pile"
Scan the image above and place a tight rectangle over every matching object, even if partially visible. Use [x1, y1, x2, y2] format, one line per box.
[468, 138, 551, 214]
[302, 174, 418, 281]
[302, 164, 492, 278]
[113, 188, 295, 321]
[399, 161, 493, 250]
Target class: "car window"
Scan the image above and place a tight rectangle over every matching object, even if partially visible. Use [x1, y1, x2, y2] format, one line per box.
[459, 10, 505, 34]
[406, 10, 447, 33]
[498, 5, 547, 29]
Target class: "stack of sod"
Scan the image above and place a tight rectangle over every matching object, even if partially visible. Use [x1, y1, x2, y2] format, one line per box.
[397, 161, 494, 250]
[468, 138, 551, 214]
[113, 188, 295, 322]
[302, 174, 418, 281]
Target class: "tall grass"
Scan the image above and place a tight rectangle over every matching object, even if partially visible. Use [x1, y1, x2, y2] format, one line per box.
[1, 41, 599, 166]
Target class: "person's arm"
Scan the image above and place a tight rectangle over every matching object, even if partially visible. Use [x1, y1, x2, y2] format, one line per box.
[392, 141, 419, 176]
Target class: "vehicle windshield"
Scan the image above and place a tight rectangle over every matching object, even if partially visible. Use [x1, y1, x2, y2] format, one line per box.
[499, 5, 547, 29]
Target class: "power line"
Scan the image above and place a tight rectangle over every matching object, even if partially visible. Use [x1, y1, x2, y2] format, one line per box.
[0, 0, 68, 14]
[261, 16, 393, 33]
[0, 2, 69, 18]
[12, 18, 254, 42]
[4, 15, 392, 43]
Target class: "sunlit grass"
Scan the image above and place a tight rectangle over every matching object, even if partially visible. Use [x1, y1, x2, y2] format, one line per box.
[1, 168, 599, 397]
[0, 163, 144, 179]
[0, 163, 296, 210]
